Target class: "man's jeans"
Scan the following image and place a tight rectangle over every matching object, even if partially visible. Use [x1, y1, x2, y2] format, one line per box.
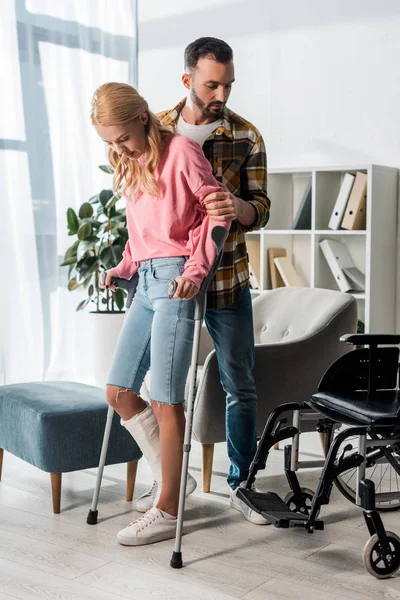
[205, 285, 257, 489]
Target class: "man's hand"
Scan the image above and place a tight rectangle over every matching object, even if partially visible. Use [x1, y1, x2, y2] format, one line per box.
[204, 188, 256, 227]
[203, 191, 238, 221]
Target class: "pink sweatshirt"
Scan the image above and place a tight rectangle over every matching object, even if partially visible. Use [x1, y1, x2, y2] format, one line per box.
[115, 134, 230, 288]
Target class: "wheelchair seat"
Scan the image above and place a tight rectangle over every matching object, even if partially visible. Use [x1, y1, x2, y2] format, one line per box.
[310, 389, 400, 426]
[308, 335, 400, 427]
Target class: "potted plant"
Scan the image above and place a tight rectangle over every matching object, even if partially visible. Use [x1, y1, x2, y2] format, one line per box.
[61, 165, 128, 312]
[61, 165, 128, 386]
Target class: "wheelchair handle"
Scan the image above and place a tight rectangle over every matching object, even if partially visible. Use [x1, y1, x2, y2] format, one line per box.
[341, 333, 400, 346]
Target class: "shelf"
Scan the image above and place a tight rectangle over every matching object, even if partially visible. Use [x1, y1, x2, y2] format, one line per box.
[248, 164, 398, 333]
[263, 229, 312, 235]
[315, 230, 367, 236]
[259, 229, 367, 235]
[269, 164, 397, 175]
[249, 288, 365, 300]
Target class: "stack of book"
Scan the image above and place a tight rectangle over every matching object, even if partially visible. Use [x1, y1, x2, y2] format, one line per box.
[247, 239, 261, 289]
[328, 171, 367, 230]
[268, 248, 303, 288]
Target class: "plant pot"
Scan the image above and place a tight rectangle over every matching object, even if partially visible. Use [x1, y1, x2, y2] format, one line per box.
[88, 311, 126, 388]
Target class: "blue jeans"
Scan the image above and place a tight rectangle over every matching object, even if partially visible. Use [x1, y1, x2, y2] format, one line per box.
[205, 286, 257, 489]
[107, 257, 195, 405]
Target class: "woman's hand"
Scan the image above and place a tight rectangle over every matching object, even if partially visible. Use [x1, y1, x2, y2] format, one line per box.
[172, 276, 199, 300]
[98, 268, 119, 292]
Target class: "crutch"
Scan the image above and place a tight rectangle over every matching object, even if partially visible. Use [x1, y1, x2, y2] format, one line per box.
[170, 225, 228, 568]
[87, 272, 139, 525]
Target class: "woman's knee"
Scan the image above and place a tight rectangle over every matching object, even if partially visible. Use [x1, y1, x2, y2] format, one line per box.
[106, 385, 139, 409]
[152, 400, 184, 424]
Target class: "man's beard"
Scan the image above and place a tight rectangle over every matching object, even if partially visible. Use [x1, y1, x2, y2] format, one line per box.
[190, 87, 225, 119]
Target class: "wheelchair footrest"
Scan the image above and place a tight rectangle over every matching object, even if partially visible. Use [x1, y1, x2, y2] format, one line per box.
[237, 488, 324, 530]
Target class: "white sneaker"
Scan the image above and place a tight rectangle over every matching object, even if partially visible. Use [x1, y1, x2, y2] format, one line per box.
[230, 482, 271, 526]
[117, 507, 177, 546]
[134, 473, 197, 513]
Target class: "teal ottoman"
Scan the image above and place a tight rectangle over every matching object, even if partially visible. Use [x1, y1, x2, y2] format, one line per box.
[0, 381, 142, 513]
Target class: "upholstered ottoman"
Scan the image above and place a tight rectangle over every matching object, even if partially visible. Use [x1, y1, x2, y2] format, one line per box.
[0, 381, 142, 513]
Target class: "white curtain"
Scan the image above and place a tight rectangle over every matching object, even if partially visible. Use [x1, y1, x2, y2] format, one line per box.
[0, 0, 137, 384]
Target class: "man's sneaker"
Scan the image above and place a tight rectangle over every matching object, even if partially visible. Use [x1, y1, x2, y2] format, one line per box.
[134, 473, 197, 513]
[117, 507, 177, 546]
[230, 482, 271, 525]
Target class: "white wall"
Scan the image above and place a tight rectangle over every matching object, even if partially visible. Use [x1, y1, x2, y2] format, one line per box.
[138, 0, 400, 328]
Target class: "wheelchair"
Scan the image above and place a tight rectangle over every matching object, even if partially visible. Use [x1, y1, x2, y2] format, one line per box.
[238, 333, 400, 579]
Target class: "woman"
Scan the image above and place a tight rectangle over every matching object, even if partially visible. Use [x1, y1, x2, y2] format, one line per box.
[92, 82, 230, 546]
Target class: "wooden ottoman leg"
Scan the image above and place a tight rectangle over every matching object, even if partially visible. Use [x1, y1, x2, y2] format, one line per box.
[0, 449, 3, 480]
[50, 473, 62, 514]
[126, 460, 138, 502]
[202, 443, 214, 493]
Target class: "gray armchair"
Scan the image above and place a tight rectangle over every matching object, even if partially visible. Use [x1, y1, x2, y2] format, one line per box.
[192, 287, 358, 492]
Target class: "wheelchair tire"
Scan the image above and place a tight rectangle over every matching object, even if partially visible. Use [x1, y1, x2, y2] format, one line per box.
[329, 430, 400, 511]
[284, 487, 320, 518]
[363, 531, 400, 579]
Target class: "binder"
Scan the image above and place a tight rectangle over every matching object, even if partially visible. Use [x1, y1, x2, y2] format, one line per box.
[268, 248, 286, 288]
[341, 172, 367, 230]
[248, 263, 260, 289]
[342, 267, 365, 291]
[319, 239, 364, 293]
[274, 256, 302, 287]
[292, 177, 312, 230]
[328, 173, 355, 230]
[246, 239, 261, 286]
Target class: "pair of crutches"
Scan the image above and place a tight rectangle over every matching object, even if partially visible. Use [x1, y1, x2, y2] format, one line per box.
[87, 226, 228, 570]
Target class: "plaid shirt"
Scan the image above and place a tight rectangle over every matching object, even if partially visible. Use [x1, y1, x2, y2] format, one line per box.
[158, 99, 270, 309]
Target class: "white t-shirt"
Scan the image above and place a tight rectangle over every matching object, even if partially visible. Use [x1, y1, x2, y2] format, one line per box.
[176, 113, 222, 147]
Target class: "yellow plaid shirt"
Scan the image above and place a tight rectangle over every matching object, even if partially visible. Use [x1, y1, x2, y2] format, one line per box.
[158, 99, 270, 310]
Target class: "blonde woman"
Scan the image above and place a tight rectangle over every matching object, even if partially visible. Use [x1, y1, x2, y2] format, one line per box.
[92, 82, 230, 546]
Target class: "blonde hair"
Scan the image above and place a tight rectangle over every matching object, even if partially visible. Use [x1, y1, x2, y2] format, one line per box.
[91, 82, 172, 197]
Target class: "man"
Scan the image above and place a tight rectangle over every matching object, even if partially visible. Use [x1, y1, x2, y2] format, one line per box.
[136, 37, 270, 525]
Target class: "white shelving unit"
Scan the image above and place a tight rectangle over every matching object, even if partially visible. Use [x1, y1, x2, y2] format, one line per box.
[247, 164, 398, 333]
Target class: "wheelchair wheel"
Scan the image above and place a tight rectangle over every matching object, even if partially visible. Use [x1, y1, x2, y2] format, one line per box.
[284, 487, 320, 517]
[363, 531, 400, 578]
[332, 430, 400, 511]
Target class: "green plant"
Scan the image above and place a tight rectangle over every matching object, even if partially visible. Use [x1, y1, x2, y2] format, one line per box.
[61, 165, 128, 312]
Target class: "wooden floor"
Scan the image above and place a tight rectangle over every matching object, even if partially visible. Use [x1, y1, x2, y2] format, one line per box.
[1, 434, 400, 599]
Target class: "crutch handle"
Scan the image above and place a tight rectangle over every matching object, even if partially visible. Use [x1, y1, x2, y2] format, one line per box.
[99, 271, 139, 308]
[168, 226, 229, 316]
[168, 279, 178, 298]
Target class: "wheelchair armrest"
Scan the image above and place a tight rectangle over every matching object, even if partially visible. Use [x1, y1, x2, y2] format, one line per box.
[340, 333, 400, 346]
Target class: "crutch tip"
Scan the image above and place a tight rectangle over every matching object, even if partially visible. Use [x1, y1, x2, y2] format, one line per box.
[170, 551, 183, 569]
[86, 509, 98, 525]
